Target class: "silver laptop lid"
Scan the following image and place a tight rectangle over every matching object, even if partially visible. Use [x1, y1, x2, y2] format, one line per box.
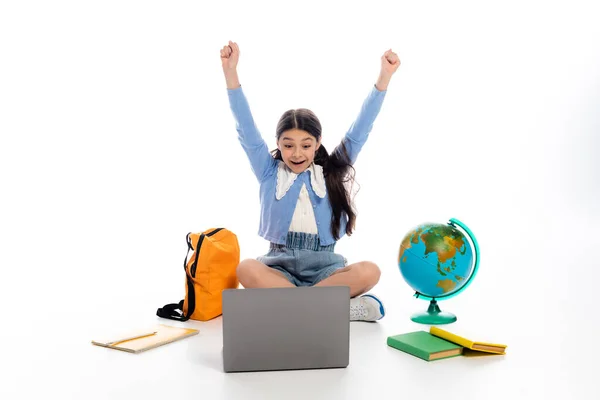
[222, 286, 350, 372]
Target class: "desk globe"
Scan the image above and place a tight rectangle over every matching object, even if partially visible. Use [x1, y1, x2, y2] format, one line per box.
[398, 218, 480, 324]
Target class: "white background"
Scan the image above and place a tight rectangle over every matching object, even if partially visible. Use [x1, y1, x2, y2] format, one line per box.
[1, 1, 599, 399]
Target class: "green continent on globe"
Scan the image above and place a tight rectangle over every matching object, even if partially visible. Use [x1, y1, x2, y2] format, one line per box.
[400, 224, 467, 282]
[398, 226, 424, 262]
[421, 224, 466, 264]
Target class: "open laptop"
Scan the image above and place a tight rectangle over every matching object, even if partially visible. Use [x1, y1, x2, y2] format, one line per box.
[222, 286, 350, 373]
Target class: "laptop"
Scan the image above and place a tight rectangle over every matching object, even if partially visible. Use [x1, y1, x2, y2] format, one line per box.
[222, 286, 350, 373]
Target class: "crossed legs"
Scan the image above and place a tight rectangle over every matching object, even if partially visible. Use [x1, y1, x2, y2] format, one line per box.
[236, 259, 381, 297]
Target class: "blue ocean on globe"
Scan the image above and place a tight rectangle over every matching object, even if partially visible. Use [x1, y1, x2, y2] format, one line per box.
[399, 223, 474, 298]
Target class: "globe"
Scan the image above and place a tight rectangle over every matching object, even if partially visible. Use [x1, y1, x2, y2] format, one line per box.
[398, 218, 480, 325]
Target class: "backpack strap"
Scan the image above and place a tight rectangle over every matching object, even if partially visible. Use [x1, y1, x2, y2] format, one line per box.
[156, 299, 187, 321]
[156, 232, 202, 321]
[156, 274, 196, 321]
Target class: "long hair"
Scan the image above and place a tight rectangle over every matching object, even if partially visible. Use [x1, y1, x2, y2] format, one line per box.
[270, 108, 358, 241]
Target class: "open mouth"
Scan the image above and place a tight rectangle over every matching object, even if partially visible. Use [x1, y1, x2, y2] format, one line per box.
[291, 160, 305, 166]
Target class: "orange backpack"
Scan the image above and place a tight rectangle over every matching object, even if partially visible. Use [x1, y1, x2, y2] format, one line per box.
[157, 228, 240, 321]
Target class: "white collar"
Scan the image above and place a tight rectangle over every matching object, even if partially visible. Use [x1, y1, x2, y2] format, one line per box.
[276, 161, 326, 200]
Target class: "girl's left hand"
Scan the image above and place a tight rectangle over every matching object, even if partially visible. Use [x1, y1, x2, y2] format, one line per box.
[381, 49, 401, 76]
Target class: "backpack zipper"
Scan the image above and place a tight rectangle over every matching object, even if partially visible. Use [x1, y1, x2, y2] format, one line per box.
[207, 228, 224, 237]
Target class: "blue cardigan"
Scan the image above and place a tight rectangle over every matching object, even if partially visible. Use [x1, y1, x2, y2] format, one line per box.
[227, 84, 387, 245]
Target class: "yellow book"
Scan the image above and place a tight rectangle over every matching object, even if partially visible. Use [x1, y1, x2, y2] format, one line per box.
[429, 326, 507, 354]
[92, 324, 198, 354]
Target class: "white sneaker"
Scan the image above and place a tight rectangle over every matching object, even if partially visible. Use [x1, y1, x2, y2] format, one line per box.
[350, 294, 385, 322]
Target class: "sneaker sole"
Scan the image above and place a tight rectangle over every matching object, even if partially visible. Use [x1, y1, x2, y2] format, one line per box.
[362, 294, 385, 320]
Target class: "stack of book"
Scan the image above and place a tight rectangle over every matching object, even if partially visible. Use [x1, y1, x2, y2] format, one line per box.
[387, 326, 507, 361]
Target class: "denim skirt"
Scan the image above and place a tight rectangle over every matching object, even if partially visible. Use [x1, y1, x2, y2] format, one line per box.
[256, 231, 348, 287]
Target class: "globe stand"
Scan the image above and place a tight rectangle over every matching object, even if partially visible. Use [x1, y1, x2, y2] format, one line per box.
[411, 299, 457, 325]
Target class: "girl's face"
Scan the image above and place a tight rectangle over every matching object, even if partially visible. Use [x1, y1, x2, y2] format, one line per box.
[277, 129, 320, 173]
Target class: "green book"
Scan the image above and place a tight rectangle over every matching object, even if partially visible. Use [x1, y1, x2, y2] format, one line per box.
[387, 331, 463, 361]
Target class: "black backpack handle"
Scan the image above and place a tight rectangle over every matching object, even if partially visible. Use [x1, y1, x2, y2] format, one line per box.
[156, 299, 188, 321]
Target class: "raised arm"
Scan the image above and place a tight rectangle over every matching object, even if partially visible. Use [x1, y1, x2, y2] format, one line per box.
[336, 48, 401, 164]
[221, 41, 276, 182]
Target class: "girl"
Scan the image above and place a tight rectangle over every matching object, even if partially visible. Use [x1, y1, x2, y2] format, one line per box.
[221, 40, 400, 321]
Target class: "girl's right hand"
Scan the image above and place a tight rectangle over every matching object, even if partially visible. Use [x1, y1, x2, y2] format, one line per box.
[221, 40, 239, 72]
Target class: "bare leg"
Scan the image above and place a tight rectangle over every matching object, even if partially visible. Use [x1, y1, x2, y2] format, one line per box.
[236, 259, 295, 289]
[315, 261, 381, 297]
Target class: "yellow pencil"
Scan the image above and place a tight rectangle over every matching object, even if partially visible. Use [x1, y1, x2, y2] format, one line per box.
[106, 331, 157, 347]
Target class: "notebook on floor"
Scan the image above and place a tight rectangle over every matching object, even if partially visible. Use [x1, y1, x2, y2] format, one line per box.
[92, 324, 198, 354]
[222, 286, 350, 372]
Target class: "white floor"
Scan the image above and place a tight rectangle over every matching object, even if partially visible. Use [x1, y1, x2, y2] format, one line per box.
[3, 184, 599, 400]
[5, 235, 597, 400]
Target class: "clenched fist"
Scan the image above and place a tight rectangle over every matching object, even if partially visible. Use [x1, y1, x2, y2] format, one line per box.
[221, 40, 240, 72]
[381, 49, 400, 77]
